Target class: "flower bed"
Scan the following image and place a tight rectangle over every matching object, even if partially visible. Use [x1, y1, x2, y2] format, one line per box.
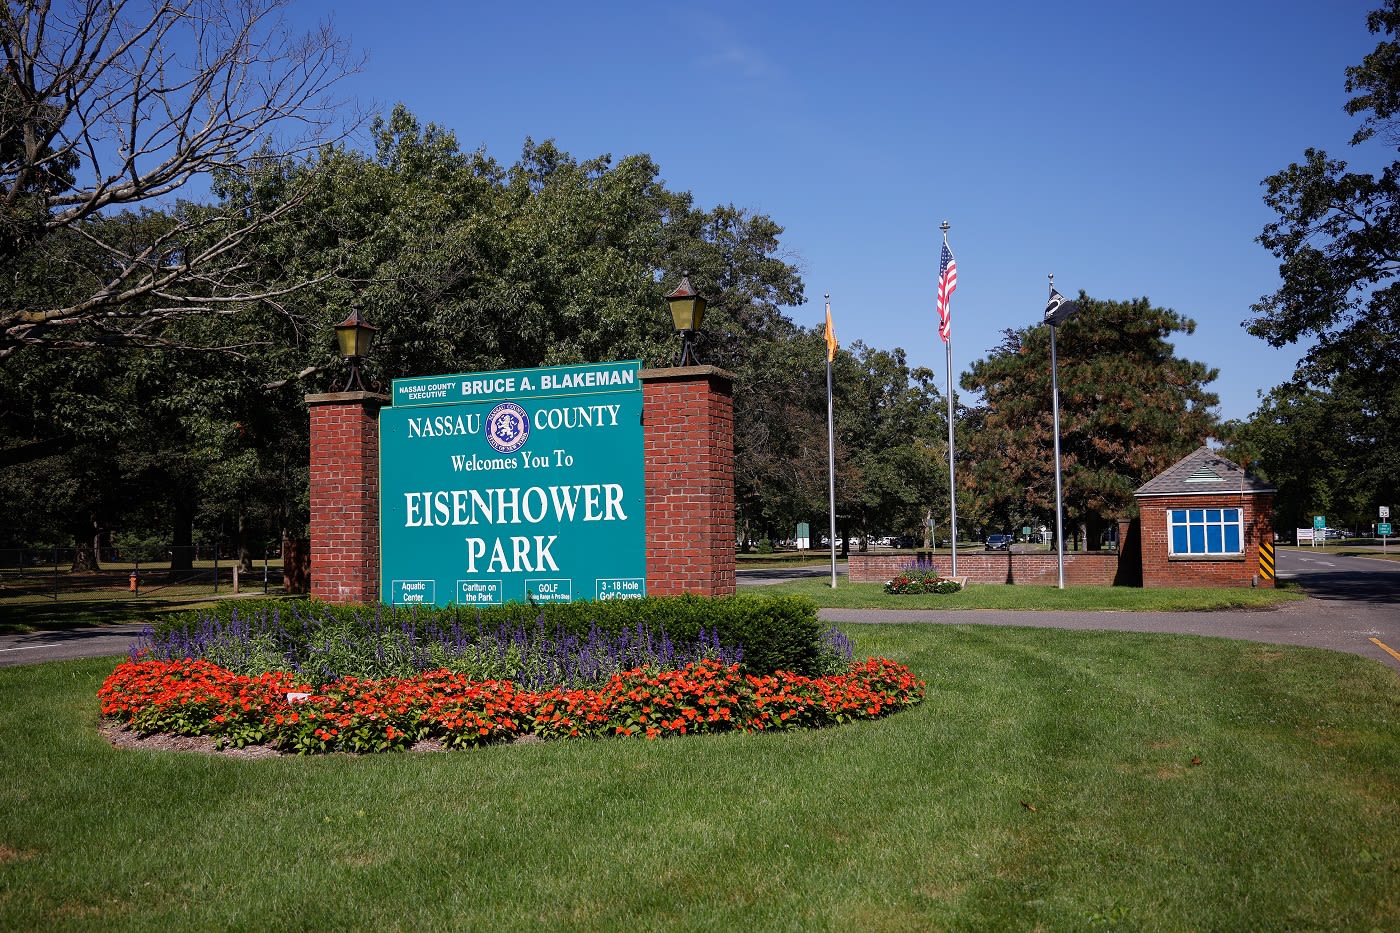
[884, 566, 964, 595]
[99, 657, 925, 754]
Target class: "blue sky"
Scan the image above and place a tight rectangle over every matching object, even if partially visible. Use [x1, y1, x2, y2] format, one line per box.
[293, 0, 1381, 422]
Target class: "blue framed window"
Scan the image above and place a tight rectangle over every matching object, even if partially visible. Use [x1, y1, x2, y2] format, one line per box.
[1168, 508, 1242, 556]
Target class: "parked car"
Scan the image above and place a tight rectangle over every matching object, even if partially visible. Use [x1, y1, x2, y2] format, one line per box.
[984, 534, 1012, 550]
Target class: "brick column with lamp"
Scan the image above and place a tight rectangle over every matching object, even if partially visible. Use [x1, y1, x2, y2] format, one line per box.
[641, 365, 736, 596]
[305, 389, 389, 604]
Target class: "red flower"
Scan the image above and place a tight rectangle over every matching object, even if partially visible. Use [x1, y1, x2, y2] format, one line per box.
[97, 655, 924, 753]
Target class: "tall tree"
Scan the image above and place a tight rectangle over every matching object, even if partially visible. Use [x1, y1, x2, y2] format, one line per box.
[1222, 381, 1371, 534]
[730, 325, 829, 547]
[1247, 1, 1400, 514]
[962, 295, 1220, 548]
[213, 110, 809, 547]
[2, 93, 815, 563]
[831, 342, 947, 549]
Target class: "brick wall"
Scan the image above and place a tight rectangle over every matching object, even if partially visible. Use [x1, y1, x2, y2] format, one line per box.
[848, 550, 1122, 586]
[641, 366, 736, 597]
[307, 391, 388, 604]
[1137, 492, 1275, 588]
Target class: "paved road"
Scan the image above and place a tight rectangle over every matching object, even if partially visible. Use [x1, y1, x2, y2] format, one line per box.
[818, 548, 1400, 672]
[0, 622, 148, 668]
[3, 550, 1398, 671]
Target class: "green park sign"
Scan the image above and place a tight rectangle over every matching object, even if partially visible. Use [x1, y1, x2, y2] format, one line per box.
[380, 361, 645, 606]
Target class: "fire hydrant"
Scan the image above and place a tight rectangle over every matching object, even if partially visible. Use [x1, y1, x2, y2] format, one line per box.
[129, 571, 138, 593]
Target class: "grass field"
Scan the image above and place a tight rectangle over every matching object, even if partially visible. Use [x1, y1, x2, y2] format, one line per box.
[2, 624, 1397, 930]
[0, 579, 1305, 635]
[757, 577, 1307, 611]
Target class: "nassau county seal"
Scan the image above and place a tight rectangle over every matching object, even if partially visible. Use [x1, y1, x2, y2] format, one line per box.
[484, 401, 530, 454]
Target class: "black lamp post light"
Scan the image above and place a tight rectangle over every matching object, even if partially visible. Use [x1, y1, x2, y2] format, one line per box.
[334, 305, 378, 392]
[664, 272, 707, 367]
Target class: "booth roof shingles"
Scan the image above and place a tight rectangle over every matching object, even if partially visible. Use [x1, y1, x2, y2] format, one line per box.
[1133, 446, 1276, 588]
[1135, 446, 1276, 499]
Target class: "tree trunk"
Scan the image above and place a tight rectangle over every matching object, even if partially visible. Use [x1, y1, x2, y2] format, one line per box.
[282, 531, 310, 594]
[237, 510, 253, 574]
[170, 497, 195, 574]
[1085, 514, 1117, 552]
[69, 514, 101, 572]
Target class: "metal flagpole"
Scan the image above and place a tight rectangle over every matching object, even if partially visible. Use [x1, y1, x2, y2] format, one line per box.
[940, 222, 958, 577]
[946, 327, 958, 577]
[825, 294, 839, 588]
[1050, 309, 1066, 589]
[1045, 273, 1079, 590]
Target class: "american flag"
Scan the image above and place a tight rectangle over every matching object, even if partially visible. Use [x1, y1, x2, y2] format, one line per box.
[936, 241, 958, 343]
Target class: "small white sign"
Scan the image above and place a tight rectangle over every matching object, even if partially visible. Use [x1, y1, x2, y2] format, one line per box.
[1381, 506, 1391, 519]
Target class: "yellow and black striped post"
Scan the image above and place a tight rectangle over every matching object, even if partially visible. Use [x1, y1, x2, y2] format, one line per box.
[1258, 540, 1276, 584]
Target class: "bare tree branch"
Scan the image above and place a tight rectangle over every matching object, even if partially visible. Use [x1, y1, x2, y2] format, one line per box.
[1, 0, 364, 359]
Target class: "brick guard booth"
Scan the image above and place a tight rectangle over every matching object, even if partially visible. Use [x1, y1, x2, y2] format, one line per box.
[306, 365, 737, 604]
[1132, 446, 1275, 588]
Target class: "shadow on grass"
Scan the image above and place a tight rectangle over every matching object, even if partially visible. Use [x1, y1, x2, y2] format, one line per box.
[0, 594, 292, 634]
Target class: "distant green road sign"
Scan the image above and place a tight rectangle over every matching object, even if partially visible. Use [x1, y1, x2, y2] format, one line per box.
[1380, 523, 1393, 536]
[1314, 515, 1327, 530]
[380, 360, 645, 606]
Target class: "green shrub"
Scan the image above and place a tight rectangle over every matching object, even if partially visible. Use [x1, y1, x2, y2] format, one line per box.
[151, 593, 829, 678]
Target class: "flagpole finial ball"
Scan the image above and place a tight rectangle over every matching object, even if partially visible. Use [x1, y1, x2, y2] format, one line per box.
[824, 292, 830, 300]
[940, 220, 950, 233]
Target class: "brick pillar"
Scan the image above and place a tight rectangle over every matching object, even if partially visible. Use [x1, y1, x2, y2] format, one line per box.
[642, 366, 736, 596]
[306, 391, 389, 604]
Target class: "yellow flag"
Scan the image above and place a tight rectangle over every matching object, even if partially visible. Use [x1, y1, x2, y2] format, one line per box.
[824, 296, 837, 363]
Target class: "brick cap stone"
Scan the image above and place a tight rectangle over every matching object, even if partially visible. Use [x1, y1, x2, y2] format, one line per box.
[304, 391, 391, 407]
[640, 365, 737, 386]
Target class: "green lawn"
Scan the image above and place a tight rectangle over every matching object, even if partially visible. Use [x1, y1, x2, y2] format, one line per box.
[0, 594, 290, 635]
[0, 559, 288, 634]
[2, 625, 1397, 930]
[759, 576, 1307, 611]
[0, 580, 1303, 635]
[1284, 543, 1400, 562]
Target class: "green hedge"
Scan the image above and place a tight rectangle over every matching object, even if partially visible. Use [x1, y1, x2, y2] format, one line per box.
[155, 593, 825, 676]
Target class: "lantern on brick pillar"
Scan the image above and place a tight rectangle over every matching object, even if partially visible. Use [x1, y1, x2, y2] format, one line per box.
[334, 305, 378, 392]
[665, 272, 707, 367]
